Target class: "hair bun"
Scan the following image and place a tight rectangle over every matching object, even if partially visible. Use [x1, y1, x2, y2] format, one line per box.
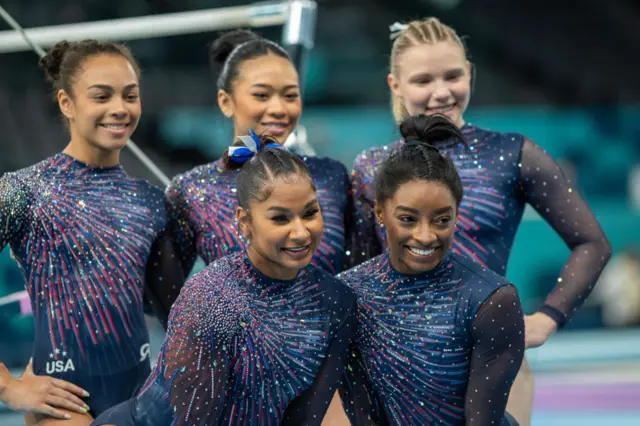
[209, 29, 259, 74]
[399, 114, 465, 147]
[39, 41, 74, 83]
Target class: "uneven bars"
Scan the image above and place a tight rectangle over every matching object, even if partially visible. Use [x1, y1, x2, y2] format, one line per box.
[281, 0, 318, 156]
[0, 2, 288, 54]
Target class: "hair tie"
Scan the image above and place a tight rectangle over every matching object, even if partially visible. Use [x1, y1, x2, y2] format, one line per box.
[389, 22, 408, 40]
[228, 129, 285, 164]
[403, 139, 441, 153]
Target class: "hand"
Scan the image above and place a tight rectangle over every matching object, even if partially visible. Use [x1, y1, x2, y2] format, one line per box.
[0, 360, 90, 419]
[524, 312, 558, 349]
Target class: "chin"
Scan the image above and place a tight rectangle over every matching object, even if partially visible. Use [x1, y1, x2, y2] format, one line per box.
[289, 256, 313, 269]
[404, 257, 442, 275]
[97, 139, 129, 151]
[281, 253, 314, 271]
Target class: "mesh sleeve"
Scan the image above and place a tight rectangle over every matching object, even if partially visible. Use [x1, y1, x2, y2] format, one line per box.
[338, 342, 390, 426]
[346, 157, 383, 268]
[465, 285, 525, 426]
[165, 183, 198, 277]
[283, 303, 358, 425]
[143, 229, 186, 329]
[517, 139, 612, 326]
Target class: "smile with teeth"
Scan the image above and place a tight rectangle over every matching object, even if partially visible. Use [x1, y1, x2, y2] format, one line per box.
[283, 245, 309, 252]
[407, 246, 436, 256]
[427, 104, 455, 114]
[100, 123, 128, 129]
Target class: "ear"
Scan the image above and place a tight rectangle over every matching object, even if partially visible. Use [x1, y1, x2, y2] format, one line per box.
[387, 73, 402, 98]
[57, 89, 74, 120]
[235, 206, 251, 239]
[374, 201, 385, 227]
[218, 89, 234, 118]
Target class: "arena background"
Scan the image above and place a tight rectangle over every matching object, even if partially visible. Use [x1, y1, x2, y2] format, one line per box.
[1, 0, 639, 424]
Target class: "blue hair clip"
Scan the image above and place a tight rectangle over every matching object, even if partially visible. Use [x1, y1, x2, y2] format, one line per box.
[249, 129, 261, 149]
[249, 129, 283, 150]
[228, 129, 285, 164]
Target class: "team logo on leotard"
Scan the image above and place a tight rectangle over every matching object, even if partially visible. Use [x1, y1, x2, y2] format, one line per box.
[140, 343, 151, 362]
[46, 359, 75, 374]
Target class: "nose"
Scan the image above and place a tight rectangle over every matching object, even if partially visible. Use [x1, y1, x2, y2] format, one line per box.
[431, 79, 453, 103]
[266, 95, 286, 118]
[414, 221, 437, 246]
[109, 96, 128, 119]
[289, 217, 311, 243]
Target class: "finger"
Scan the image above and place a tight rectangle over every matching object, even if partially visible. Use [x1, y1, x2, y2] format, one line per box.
[46, 395, 88, 415]
[37, 404, 72, 420]
[52, 378, 90, 397]
[50, 388, 90, 412]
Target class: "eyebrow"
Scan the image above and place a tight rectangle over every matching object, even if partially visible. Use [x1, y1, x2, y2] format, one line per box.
[432, 206, 454, 215]
[267, 200, 318, 213]
[87, 83, 139, 91]
[409, 67, 465, 80]
[395, 205, 453, 215]
[251, 83, 299, 90]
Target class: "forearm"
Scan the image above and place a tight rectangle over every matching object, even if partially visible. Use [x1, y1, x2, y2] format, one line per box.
[541, 239, 612, 326]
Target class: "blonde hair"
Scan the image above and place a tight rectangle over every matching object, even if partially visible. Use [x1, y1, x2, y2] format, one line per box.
[389, 17, 467, 123]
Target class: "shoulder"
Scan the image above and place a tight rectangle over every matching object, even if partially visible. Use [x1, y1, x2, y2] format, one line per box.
[0, 159, 53, 205]
[352, 141, 401, 173]
[3, 156, 55, 185]
[130, 178, 165, 202]
[450, 252, 515, 304]
[452, 253, 511, 285]
[337, 255, 383, 289]
[303, 155, 348, 175]
[168, 161, 223, 197]
[465, 124, 527, 149]
[305, 265, 358, 332]
[124, 179, 167, 225]
[169, 253, 245, 335]
[0, 171, 28, 199]
[309, 265, 357, 303]
[193, 252, 244, 289]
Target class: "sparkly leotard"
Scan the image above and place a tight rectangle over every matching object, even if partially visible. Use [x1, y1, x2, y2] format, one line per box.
[0, 153, 181, 415]
[92, 251, 358, 426]
[349, 124, 611, 325]
[339, 252, 524, 425]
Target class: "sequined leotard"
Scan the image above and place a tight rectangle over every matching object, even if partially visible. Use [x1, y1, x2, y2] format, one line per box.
[92, 251, 358, 426]
[0, 153, 181, 415]
[167, 156, 351, 277]
[338, 252, 524, 425]
[349, 125, 611, 326]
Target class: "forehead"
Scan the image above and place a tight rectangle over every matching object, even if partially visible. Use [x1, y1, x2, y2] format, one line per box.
[398, 41, 466, 78]
[235, 54, 299, 87]
[390, 180, 456, 211]
[252, 177, 316, 209]
[75, 54, 139, 89]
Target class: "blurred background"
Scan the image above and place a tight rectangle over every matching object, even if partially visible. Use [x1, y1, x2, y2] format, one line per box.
[0, 0, 639, 424]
